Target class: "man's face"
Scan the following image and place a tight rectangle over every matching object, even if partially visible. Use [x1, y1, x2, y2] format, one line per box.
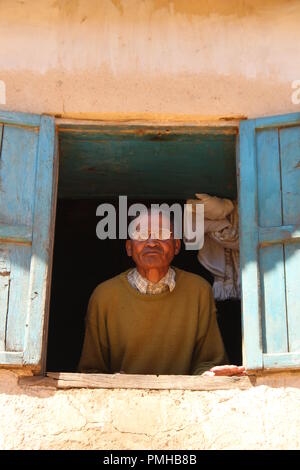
[125, 212, 181, 271]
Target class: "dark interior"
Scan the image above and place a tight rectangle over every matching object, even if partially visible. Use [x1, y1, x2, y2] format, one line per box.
[46, 126, 242, 372]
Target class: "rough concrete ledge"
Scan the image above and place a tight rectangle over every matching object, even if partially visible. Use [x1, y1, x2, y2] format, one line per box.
[1, 368, 300, 449]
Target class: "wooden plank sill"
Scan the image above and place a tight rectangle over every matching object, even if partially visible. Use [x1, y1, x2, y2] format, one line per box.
[18, 372, 256, 391]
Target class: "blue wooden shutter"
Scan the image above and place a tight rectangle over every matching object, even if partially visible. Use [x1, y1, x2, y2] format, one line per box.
[0, 111, 57, 370]
[239, 112, 300, 370]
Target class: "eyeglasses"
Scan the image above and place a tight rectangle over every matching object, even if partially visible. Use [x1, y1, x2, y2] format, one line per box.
[130, 228, 173, 241]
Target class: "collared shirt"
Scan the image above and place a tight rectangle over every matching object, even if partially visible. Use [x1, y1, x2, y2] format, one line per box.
[127, 267, 176, 295]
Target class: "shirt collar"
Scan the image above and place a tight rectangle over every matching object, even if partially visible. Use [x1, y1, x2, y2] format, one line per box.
[128, 267, 176, 294]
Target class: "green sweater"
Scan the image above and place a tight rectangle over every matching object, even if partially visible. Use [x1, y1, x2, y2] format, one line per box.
[78, 268, 227, 375]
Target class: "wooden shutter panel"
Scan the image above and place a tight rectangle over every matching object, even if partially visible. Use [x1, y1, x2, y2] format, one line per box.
[0, 111, 58, 370]
[239, 112, 300, 370]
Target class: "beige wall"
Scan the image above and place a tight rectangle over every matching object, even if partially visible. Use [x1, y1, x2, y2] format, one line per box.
[0, 0, 300, 119]
[1, 0, 300, 450]
[1, 369, 300, 450]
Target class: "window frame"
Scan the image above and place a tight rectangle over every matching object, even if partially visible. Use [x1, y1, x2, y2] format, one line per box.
[4, 113, 300, 389]
[43, 119, 242, 388]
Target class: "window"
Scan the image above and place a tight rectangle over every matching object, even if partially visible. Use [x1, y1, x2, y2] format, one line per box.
[46, 123, 241, 373]
[0, 110, 299, 380]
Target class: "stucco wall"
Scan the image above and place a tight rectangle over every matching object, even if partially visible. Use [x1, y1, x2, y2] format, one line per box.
[1, 0, 300, 451]
[0, 0, 300, 118]
[0, 369, 300, 450]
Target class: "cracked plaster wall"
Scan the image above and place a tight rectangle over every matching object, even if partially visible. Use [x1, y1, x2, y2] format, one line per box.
[0, 0, 300, 118]
[1, 369, 300, 449]
[1, 0, 300, 451]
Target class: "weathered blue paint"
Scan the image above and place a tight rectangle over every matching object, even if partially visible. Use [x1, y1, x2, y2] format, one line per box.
[239, 113, 300, 370]
[263, 352, 300, 369]
[0, 223, 32, 244]
[58, 126, 237, 200]
[0, 122, 39, 354]
[5, 245, 32, 352]
[0, 124, 3, 152]
[238, 121, 262, 370]
[0, 110, 41, 127]
[0, 249, 10, 351]
[256, 129, 282, 227]
[0, 351, 23, 365]
[280, 126, 300, 225]
[259, 245, 288, 354]
[0, 112, 57, 370]
[259, 225, 300, 244]
[254, 111, 300, 129]
[0, 125, 39, 226]
[285, 243, 300, 352]
[23, 115, 58, 367]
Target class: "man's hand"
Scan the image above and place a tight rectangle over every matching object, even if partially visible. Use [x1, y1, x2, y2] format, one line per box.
[202, 365, 246, 377]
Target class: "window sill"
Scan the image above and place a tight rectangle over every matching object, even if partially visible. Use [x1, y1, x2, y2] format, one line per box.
[18, 372, 256, 391]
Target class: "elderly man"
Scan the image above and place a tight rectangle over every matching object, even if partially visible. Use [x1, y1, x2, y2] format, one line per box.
[78, 209, 245, 376]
